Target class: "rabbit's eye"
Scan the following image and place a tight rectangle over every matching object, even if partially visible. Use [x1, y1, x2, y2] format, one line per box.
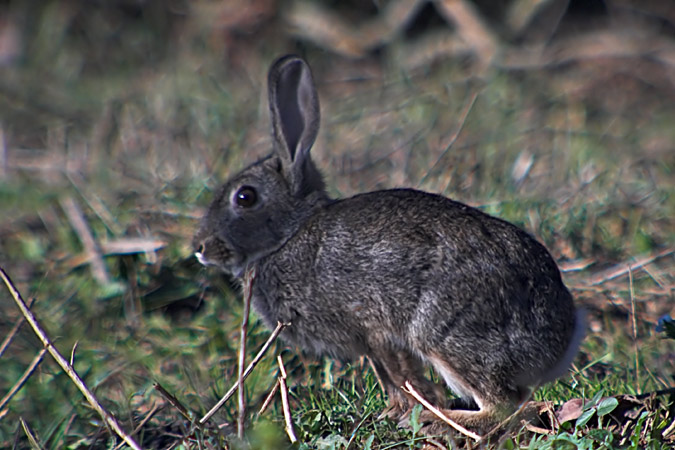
[234, 186, 258, 208]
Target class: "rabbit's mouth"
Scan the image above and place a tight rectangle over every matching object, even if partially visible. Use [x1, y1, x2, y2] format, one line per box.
[194, 249, 210, 266]
[194, 238, 236, 273]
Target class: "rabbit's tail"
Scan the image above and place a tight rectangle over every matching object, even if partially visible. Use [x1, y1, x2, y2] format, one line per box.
[538, 308, 588, 384]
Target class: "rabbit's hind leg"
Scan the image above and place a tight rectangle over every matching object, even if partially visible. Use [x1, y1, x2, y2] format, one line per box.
[369, 347, 444, 421]
[419, 407, 498, 435]
[422, 353, 521, 433]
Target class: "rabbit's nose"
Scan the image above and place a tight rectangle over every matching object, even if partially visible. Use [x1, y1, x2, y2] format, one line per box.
[194, 243, 208, 266]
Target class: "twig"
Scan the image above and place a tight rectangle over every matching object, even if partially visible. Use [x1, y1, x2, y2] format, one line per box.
[402, 381, 481, 442]
[589, 247, 673, 286]
[257, 378, 280, 417]
[629, 266, 641, 395]
[199, 320, 288, 424]
[0, 348, 47, 411]
[277, 354, 297, 443]
[154, 382, 192, 421]
[0, 268, 141, 450]
[346, 410, 373, 450]
[0, 126, 6, 179]
[60, 196, 110, 285]
[237, 267, 255, 439]
[366, 356, 387, 397]
[131, 402, 162, 435]
[0, 297, 35, 358]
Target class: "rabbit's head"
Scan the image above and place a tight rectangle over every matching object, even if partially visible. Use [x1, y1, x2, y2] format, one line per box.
[194, 55, 329, 276]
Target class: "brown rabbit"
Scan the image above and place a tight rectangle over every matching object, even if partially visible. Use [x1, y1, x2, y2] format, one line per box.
[194, 55, 585, 431]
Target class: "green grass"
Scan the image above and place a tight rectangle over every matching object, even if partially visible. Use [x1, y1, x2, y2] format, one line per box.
[1, 2, 674, 449]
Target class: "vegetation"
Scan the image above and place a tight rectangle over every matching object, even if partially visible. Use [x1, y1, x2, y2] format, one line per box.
[0, 1, 673, 448]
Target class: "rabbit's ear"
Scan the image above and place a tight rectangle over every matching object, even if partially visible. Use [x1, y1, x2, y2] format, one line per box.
[268, 55, 320, 193]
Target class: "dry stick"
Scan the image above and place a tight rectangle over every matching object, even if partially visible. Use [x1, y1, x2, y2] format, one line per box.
[402, 381, 481, 442]
[0, 297, 35, 358]
[589, 247, 673, 286]
[628, 266, 641, 395]
[277, 354, 297, 443]
[0, 348, 47, 411]
[131, 403, 162, 435]
[0, 268, 141, 450]
[199, 320, 288, 425]
[60, 196, 110, 285]
[0, 126, 6, 179]
[257, 379, 281, 417]
[237, 267, 255, 439]
[154, 382, 192, 421]
[366, 356, 387, 397]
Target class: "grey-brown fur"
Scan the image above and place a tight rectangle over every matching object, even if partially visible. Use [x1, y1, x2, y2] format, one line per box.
[194, 55, 585, 431]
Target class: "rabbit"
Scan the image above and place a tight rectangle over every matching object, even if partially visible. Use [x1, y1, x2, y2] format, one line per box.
[193, 54, 586, 431]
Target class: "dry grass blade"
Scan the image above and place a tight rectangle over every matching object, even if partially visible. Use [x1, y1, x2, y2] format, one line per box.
[20, 417, 44, 450]
[101, 238, 167, 255]
[0, 297, 34, 358]
[60, 196, 110, 285]
[0, 347, 47, 411]
[277, 354, 297, 443]
[131, 402, 162, 435]
[402, 381, 482, 442]
[366, 356, 387, 397]
[0, 267, 142, 450]
[199, 320, 288, 425]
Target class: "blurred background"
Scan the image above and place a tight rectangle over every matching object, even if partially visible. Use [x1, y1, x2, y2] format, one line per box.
[0, 0, 673, 448]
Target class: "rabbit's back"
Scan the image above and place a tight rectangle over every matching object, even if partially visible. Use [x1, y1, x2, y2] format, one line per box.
[252, 188, 576, 384]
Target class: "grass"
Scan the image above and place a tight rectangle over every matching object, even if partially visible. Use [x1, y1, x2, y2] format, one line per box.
[1, 1, 674, 449]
